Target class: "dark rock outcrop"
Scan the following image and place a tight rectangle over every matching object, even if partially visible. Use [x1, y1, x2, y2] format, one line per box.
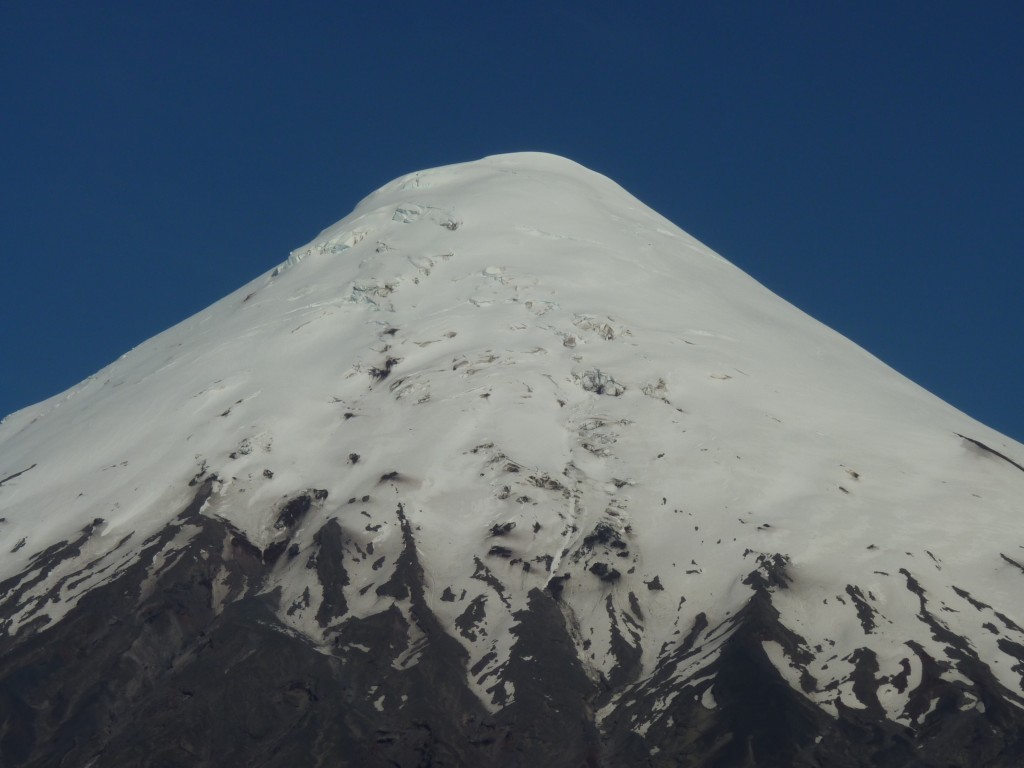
[4, 486, 1024, 767]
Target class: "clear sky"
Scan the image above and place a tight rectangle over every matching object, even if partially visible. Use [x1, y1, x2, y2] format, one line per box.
[2, 3, 1022, 442]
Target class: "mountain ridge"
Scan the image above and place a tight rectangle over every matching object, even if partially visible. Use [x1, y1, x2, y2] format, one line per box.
[2, 152, 1024, 766]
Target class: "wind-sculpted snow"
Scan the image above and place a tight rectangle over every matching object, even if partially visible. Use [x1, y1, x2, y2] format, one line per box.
[3, 152, 1024, 765]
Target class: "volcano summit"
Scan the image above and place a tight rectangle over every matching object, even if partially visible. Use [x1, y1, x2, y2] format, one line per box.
[2, 153, 1024, 767]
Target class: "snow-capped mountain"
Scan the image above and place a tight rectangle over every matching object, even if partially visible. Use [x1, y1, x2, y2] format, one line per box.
[2, 152, 1024, 767]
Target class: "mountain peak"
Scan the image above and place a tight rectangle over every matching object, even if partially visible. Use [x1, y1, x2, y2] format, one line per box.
[3, 156, 1024, 766]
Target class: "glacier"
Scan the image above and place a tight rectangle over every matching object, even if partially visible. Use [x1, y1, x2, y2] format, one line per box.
[2, 152, 1024, 766]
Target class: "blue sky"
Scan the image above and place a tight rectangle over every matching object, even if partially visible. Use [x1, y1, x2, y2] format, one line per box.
[2, 2, 1022, 442]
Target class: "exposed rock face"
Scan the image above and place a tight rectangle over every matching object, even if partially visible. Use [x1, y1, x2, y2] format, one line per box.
[4, 153, 1024, 765]
[5, 486, 1024, 767]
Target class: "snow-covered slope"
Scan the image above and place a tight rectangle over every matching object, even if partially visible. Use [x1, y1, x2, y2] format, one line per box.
[2, 152, 1024, 767]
